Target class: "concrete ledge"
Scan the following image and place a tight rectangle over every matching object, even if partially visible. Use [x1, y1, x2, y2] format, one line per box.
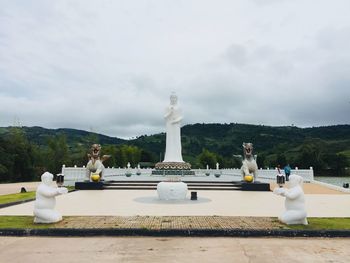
[75, 182, 103, 190]
[1, 228, 350, 238]
[241, 182, 270, 191]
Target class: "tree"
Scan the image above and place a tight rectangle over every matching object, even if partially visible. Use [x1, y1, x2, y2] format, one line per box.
[324, 153, 349, 176]
[295, 140, 325, 171]
[122, 145, 142, 167]
[102, 145, 117, 168]
[46, 134, 69, 174]
[256, 153, 266, 169]
[197, 149, 217, 169]
[70, 144, 89, 167]
[276, 154, 287, 167]
[6, 127, 36, 182]
[140, 149, 156, 163]
[0, 138, 11, 182]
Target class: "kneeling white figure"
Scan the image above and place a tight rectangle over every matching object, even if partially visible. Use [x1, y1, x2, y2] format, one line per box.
[33, 172, 68, 223]
[273, 174, 308, 225]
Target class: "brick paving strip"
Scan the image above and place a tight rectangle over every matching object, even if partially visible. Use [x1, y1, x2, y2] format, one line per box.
[2, 216, 350, 237]
[54, 216, 285, 230]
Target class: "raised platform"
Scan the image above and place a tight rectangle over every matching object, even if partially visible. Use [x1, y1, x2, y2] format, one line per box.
[241, 181, 270, 191]
[75, 181, 104, 190]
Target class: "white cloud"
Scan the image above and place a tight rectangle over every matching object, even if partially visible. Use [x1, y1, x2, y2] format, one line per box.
[0, 0, 349, 138]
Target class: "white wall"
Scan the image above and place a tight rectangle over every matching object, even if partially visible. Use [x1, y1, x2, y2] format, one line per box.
[61, 165, 314, 186]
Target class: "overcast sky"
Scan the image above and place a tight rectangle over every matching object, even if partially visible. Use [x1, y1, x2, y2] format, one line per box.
[0, 0, 349, 138]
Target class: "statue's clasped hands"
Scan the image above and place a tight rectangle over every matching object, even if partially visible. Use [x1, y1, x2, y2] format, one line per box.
[273, 187, 286, 196]
[57, 187, 68, 194]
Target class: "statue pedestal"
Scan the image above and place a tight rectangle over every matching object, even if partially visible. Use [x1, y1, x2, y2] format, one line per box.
[152, 162, 195, 176]
[157, 181, 188, 200]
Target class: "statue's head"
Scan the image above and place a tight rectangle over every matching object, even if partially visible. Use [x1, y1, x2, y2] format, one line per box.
[170, 92, 178, 105]
[242, 142, 253, 157]
[289, 174, 303, 187]
[90, 144, 101, 158]
[41, 172, 54, 186]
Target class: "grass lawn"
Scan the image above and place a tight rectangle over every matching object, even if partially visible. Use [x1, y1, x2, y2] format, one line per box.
[0, 216, 55, 229]
[287, 218, 350, 230]
[0, 186, 75, 205]
[0, 192, 36, 205]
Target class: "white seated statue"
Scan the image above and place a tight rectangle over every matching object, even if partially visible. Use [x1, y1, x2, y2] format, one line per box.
[33, 172, 68, 223]
[273, 174, 308, 225]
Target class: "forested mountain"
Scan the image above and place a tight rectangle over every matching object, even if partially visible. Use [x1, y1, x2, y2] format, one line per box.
[131, 123, 350, 169]
[0, 126, 126, 147]
[0, 123, 349, 182]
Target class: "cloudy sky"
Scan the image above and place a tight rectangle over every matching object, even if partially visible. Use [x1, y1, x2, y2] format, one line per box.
[0, 0, 349, 138]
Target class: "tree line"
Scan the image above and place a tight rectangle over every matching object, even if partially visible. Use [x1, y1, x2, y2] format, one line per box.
[0, 127, 349, 183]
[0, 128, 154, 183]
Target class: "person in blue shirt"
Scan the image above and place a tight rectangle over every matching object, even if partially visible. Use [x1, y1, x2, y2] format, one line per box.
[284, 164, 291, 181]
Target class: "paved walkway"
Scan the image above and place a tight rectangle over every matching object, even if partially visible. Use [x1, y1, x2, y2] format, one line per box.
[1, 189, 350, 217]
[0, 182, 39, 195]
[53, 216, 284, 229]
[1, 237, 349, 263]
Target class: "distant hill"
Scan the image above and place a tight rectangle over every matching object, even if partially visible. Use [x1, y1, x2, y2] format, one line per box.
[1, 123, 349, 170]
[0, 126, 126, 148]
[131, 123, 350, 161]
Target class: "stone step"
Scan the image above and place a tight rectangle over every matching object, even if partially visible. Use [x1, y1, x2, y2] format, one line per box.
[103, 182, 240, 187]
[105, 180, 241, 184]
[76, 181, 269, 191]
[102, 186, 242, 191]
[103, 180, 242, 191]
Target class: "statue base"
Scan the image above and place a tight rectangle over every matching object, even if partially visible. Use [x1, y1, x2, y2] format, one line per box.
[153, 162, 194, 176]
[154, 161, 192, 170]
[157, 181, 188, 200]
[152, 170, 195, 176]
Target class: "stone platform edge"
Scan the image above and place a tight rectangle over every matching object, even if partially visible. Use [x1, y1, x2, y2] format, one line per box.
[1, 228, 350, 238]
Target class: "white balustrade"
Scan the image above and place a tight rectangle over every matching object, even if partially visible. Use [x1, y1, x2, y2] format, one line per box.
[61, 165, 314, 186]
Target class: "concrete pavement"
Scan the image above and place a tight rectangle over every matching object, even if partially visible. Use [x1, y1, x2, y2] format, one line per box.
[1, 237, 350, 263]
[0, 182, 39, 195]
[1, 189, 350, 217]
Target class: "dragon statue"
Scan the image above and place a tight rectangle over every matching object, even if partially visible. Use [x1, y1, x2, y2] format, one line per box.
[234, 142, 258, 182]
[86, 144, 110, 181]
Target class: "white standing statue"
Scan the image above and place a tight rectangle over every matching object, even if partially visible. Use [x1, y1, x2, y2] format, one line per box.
[273, 174, 308, 225]
[154, 92, 191, 171]
[155, 93, 191, 200]
[163, 93, 184, 162]
[33, 172, 68, 223]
